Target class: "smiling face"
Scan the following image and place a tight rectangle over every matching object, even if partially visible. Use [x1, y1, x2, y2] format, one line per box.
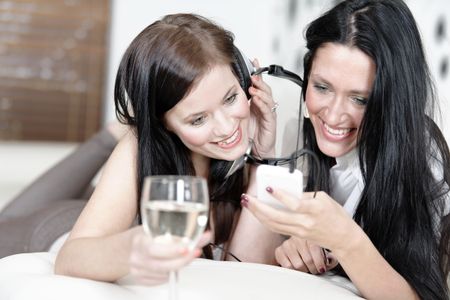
[164, 64, 250, 166]
[305, 43, 376, 158]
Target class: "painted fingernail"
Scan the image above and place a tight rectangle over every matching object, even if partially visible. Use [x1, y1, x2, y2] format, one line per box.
[320, 267, 326, 274]
[241, 199, 248, 208]
[266, 186, 273, 193]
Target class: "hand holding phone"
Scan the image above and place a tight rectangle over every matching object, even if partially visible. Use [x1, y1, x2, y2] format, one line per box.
[256, 165, 303, 209]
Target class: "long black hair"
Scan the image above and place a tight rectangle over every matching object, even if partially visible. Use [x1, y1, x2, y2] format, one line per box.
[114, 14, 246, 252]
[302, 1, 450, 299]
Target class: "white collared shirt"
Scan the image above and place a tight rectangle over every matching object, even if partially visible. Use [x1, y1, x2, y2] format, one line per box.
[329, 149, 364, 217]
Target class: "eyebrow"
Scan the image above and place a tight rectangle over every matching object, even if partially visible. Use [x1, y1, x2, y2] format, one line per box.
[183, 85, 236, 121]
[310, 74, 370, 96]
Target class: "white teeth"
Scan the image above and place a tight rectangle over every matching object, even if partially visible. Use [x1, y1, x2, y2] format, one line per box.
[323, 122, 351, 136]
[218, 129, 239, 146]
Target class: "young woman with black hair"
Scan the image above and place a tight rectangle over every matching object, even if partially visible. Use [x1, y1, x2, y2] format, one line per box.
[241, 0, 450, 299]
[54, 13, 280, 285]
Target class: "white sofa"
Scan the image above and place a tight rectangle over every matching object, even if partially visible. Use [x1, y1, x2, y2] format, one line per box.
[0, 252, 362, 300]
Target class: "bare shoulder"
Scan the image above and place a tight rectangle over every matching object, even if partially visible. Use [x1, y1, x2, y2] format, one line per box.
[115, 129, 137, 156]
[99, 129, 137, 180]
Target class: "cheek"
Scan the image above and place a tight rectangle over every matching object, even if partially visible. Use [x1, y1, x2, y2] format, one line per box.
[237, 99, 251, 118]
[305, 88, 321, 114]
[177, 127, 211, 147]
[354, 111, 365, 128]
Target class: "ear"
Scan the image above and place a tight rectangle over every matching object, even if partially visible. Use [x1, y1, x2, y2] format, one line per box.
[232, 45, 255, 100]
[303, 105, 310, 119]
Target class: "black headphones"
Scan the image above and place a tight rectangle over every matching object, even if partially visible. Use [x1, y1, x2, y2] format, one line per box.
[224, 46, 319, 181]
[232, 45, 303, 99]
[224, 46, 321, 196]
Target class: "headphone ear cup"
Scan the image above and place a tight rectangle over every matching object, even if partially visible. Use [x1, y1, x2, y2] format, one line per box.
[232, 45, 254, 99]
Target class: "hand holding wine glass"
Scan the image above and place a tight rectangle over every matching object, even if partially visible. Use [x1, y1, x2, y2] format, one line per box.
[132, 176, 210, 299]
[128, 227, 210, 286]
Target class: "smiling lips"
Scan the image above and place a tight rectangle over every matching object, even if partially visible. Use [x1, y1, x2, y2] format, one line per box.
[322, 120, 354, 139]
[217, 127, 242, 149]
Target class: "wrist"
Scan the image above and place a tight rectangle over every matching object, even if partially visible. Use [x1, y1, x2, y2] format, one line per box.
[252, 147, 275, 159]
[332, 222, 368, 261]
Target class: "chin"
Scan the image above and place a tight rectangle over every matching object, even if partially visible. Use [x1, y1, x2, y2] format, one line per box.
[317, 143, 355, 158]
[220, 150, 246, 162]
[215, 144, 249, 161]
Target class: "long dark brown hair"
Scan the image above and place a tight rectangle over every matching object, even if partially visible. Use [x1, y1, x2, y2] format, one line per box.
[114, 14, 246, 254]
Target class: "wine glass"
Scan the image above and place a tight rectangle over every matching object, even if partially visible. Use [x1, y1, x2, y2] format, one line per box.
[140, 175, 209, 300]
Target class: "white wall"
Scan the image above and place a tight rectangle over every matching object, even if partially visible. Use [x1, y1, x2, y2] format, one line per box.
[269, 0, 450, 143]
[104, 0, 450, 148]
[103, 0, 304, 154]
[104, 0, 279, 122]
[407, 0, 450, 142]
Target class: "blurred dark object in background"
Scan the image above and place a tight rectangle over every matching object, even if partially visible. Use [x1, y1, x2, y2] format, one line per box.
[0, 0, 110, 142]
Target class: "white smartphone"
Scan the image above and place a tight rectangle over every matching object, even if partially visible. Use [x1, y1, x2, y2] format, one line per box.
[256, 164, 303, 209]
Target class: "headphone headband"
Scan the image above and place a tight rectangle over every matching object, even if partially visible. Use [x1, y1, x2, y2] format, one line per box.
[233, 46, 303, 98]
[225, 47, 304, 179]
[253, 65, 303, 87]
[232, 46, 255, 99]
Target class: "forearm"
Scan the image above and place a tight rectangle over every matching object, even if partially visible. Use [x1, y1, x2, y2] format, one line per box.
[230, 208, 284, 264]
[228, 166, 284, 264]
[246, 165, 258, 196]
[334, 225, 419, 300]
[54, 227, 137, 282]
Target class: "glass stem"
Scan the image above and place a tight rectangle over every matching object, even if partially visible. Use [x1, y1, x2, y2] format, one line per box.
[169, 270, 178, 300]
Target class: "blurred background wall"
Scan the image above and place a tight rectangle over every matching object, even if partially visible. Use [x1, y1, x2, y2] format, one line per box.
[104, 0, 450, 146]
[1, 0, 448, 144]
[0, 0, 109, 141]
[0, 0, 449, 208]
[103, 0, 286, 146]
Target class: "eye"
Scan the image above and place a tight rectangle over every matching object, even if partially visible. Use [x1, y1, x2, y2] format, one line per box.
[224, 93, 238, 105]
[313, 84, 329, 93]
[351, 96, 368, 106]
[190, 115, 206, 126]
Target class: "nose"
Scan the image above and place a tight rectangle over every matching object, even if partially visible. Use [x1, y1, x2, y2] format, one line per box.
[212, 109, 235, 138]
[324, 95, 347, 125]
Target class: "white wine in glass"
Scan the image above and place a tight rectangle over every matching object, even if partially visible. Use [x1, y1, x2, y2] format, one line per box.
[140, 176, 209, 300]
